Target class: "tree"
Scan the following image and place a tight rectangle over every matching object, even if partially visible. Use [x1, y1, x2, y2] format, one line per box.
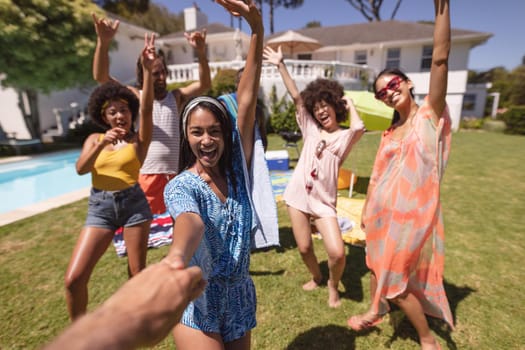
[261, 0, 304, 34]
[305, 21, 321, 29]
[127, 3, 184, 35]
[344, 0, 403, 22]
[93, 0, 149, 17]
[509, 65, 525, 106]
[0, 0, 102, 138]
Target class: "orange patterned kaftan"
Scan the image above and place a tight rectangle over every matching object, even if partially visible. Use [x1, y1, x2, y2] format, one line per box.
[362, 97, 454, 329]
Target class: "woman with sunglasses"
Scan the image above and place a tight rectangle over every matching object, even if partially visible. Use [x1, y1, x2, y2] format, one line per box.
[263, 46, 365, 308]
[347, 0, 454, 348]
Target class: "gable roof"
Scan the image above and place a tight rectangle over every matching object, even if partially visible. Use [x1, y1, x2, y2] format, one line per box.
[265, 21, 492, 48]
[160, 22, 235, 40]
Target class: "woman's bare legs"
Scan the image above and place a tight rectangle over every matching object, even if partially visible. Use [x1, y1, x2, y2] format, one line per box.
[173, 323, 251, 350]
[287, 206, 322, 290]
[64, 226, 114, 320]
[122, 221, 150, 277]
[347, 273, 384, 329]
[391, 292, 440, 350]
[315, 216, 346, 308]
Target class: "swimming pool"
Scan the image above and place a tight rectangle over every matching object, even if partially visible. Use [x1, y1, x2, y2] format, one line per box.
[0, 150, 90, 215]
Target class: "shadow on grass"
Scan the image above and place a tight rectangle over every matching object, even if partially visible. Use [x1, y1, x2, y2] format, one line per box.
[276, 225, 297, 251]
[286, 324, 358, 350]
[353, 176, 370, 195]
[341, 245, 368, 302]
[289, 280, 474, 350]
[384, 280, 475, 349]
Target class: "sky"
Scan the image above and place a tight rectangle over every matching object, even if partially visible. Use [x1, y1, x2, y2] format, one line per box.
[154, 0, 524, 72]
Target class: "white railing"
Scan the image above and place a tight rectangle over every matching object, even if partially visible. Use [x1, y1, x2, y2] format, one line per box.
[166, 59, 374, 90]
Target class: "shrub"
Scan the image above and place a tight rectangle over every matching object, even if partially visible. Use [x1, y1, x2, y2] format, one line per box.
[460, 116, 484, 130]
[482, 119, 506, 133]
[167, 81, 192, 92]
[268, 85, 298, 133]
[209, 68, 237, 97]
[500, 106, 525, 135]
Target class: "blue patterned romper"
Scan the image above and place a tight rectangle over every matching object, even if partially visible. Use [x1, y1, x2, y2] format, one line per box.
[164, 120, 256, 342]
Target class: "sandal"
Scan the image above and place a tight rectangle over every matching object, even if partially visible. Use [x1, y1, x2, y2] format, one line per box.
[347, 314, 383, 331]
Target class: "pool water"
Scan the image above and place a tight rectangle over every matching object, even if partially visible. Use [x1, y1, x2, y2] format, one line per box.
[0, 150, 91, 215]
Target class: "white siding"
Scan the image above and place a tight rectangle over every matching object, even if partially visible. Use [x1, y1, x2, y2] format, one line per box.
[0, 84, 31, 139]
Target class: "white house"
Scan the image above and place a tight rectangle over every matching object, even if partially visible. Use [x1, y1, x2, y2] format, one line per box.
[0, 5, 493, 139]
[0, 19, 150, 141]
[160, 8, 492, 131]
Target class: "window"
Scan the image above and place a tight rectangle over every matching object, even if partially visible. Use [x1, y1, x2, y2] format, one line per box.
[354, 50, 367, 65]
[386, 48, 400, 69]
[463, 94, 476, 111]
[420, 45, 433, 70]
[297, 53, 312, 60]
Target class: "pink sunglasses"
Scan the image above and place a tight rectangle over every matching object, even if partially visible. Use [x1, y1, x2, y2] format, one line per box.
[375, 76, 403, 100]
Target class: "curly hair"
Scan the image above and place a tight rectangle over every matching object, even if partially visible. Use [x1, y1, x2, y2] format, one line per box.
[300, 78, 347, 126]
[87, 81, 140, 130]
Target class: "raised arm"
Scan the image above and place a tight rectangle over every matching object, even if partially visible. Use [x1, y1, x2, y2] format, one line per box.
[136, 34, 156, 164]
[178, 30, 212, 105]
[218, 0, 263, 167]
[342, 95, 365, 132]
[263, 45, 302, 105]
[427, 0, 450, 121]
[92, 13, 120, 84]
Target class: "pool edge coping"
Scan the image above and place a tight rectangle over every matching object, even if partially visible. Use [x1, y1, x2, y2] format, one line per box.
[0, 187, 90, 227]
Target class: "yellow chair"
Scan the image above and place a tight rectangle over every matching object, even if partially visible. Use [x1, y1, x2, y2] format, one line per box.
[337, 168, 357, 190]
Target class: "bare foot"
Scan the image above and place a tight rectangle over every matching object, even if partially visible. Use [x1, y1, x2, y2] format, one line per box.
[327, 280, 341, 308]
[302, 277, 322, 291]
[421, 338, 441, 350]
[347, 312, 383, 331]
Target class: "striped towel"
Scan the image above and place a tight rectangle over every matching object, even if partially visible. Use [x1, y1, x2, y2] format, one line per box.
[113, 212, 173, 257]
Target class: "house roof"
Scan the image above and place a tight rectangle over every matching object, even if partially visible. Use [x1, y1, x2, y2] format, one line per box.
[265, 20, 492, 48]
[160, 22, 235, 40]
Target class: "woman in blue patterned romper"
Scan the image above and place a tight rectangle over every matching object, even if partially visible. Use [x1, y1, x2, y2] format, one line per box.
[163, 1, 263, 349]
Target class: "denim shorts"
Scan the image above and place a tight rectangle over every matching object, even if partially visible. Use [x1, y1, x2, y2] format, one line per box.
[85, 183, 153, 231]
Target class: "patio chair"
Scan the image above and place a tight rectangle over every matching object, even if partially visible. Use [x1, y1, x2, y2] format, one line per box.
[279, 131, 302, 159]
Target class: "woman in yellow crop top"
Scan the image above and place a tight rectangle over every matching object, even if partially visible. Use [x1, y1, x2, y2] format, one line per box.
[64, 34, 156, 321]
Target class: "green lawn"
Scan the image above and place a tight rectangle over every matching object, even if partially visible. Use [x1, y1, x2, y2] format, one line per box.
[1, 131, 524, 349]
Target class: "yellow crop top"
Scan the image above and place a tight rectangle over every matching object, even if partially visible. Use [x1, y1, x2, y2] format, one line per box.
[91, 135, 141, 191]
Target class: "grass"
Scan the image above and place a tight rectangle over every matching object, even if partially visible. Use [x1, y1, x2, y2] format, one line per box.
[1, 131, 524, 349]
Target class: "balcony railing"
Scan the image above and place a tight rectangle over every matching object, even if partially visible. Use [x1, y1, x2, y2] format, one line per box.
[166, 59, 374, 90]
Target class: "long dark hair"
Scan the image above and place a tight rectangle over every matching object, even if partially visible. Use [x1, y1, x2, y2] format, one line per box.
[178, 98, 234, 180]
[373, 68, 414, 126]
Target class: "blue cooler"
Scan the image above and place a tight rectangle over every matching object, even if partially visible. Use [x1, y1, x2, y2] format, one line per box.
[265, 150, 289, 171]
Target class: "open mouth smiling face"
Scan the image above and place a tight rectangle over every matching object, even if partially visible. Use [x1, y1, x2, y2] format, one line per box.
[187, 108, 225, 169]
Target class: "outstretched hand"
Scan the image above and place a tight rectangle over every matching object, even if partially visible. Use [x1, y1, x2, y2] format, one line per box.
[92, 13, 119, 43]
[43, 256, 206, 349]
[141, 33, 156, 71]
[342, 95, 355, 111]
[215, 0, 262, 29]
[263, 46, 283, 66]
[102, 256, 206, 347]
[184, 29, 207, 54]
